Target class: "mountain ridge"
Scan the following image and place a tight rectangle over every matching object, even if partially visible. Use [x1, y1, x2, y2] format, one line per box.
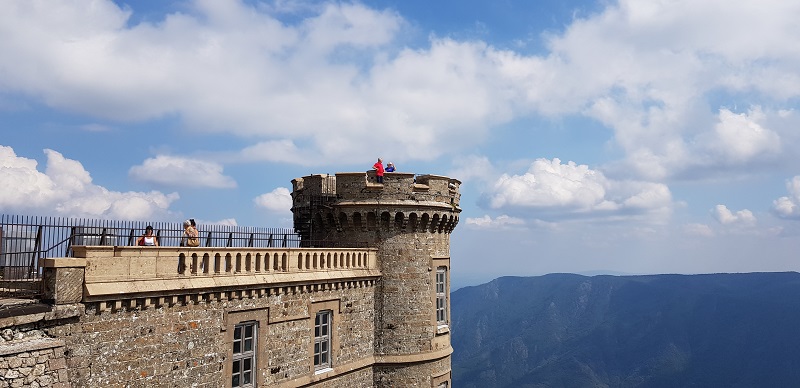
[451, 272, 800, 387]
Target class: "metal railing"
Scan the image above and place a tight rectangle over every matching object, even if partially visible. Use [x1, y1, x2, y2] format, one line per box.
[0, 214, 304, 298]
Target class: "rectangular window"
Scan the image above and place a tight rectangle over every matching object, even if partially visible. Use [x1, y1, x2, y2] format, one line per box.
[436, 267, 447, 326]
[314, 310, 332, 370]
[232, 322, 256, 388]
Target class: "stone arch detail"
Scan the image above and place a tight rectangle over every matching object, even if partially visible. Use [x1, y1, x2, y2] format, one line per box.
[430, 214, 440, 233]
[366, 212, 377, 228]
[408, 213, 419, 232]
[394, 212, 405, 231]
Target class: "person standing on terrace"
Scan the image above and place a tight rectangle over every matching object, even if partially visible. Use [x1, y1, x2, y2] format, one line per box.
[137, 225, 159, 246]
[373, 158, 385, 184]
[181, 219, 199, 247]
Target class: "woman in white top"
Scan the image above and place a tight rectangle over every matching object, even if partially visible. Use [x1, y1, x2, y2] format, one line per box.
[137, 225, 159, 246]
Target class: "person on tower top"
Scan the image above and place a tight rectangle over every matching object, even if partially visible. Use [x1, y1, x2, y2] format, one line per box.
[373, 158, 385, 184]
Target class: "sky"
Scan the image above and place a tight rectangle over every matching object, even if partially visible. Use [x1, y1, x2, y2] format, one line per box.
[1, 0, 800, 289]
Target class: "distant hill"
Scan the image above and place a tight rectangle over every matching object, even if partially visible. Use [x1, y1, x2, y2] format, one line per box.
[451, 272, 800, 387]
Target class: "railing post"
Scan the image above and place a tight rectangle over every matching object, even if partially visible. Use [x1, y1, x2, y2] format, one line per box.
[28, 225, 43, 279]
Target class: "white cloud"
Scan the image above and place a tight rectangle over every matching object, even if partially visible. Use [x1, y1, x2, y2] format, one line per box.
[198, 218, 238, 227]
[0, 145, 178, 220]
[465, 214, 525, 229]
[447, 155, 496, 185]
[518, 0, 800, 180]
[708, 108, 781, 164]
[129, 155, 236, 188]
[485, 158, 672, 222]
[1, 0, 800, 179]
[238, 140, 311, 165]
[712, 204, 756, 226]
[683, 223, 715, 237]
[254, 187, 293, 214]
[773, 176, 800, 219]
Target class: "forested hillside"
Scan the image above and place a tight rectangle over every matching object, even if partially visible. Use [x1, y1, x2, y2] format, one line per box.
[451, 272, 800, 387]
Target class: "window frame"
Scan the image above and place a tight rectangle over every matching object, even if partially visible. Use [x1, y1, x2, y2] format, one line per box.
[309, 299, 339, 375]
[435, 265, 448, 327]
[223, 307, 269, 388]
[231, 321, 257, 388]
[314, 310, 332, 371]
[431, 258, 450, 331]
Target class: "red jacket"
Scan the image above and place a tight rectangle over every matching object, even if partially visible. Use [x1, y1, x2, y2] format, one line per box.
[373, 161, 384, 176]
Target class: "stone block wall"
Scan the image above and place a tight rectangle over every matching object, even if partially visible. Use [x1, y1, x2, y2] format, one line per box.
[292, 171, 459, 388]
[40, 281, 376, 387]
[0, 329, 69, 388]
[374, 355, 451, 387]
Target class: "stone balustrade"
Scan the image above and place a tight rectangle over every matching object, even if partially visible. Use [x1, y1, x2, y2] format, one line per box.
[44, 246, 380, 306]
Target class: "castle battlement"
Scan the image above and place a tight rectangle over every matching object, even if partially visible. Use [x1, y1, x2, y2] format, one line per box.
[292, 171, 461, 208]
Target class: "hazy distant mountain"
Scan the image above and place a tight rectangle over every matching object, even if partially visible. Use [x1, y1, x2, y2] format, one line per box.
[451, 272, 800, 387]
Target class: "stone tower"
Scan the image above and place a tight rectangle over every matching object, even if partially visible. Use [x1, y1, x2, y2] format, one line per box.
[291, 171, 461, 387]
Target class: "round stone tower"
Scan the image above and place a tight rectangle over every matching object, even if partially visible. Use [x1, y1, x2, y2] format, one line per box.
[291, 171, 460, 387]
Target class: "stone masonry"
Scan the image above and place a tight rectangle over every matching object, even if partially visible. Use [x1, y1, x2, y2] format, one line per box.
[0, 170, 460, 387]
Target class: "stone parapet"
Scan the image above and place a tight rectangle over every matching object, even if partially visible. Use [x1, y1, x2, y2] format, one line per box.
[72, 246, 377, 282]
[67, 246, 380, 308]
[41, 258, 86, 305]
[293, 172, 461, 207]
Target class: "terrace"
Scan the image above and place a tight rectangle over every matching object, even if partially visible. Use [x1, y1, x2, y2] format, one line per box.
[0, 215, 358, 300]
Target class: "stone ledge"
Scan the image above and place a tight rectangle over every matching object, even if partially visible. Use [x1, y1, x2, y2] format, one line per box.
[0, 304, 84, 330]
[0, 337, 65, 357]
[41, 257, 87, 268]
[412, 183, 430, 191]
[374, 346, 453, 365]
[275, 355, 374, 388]
[84, 269, 382, 301]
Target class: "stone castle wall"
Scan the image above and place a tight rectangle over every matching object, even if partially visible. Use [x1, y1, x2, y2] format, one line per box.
[292, 171, 460, 387]
[40, 279, 377, 387]
[0, 170, 459, 387]
[0, 329, 69, 388]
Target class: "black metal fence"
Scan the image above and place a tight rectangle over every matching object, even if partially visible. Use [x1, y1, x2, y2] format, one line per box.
[0, 214, 304, 297]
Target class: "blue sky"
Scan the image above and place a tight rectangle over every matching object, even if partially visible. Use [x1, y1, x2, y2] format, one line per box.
[2, 0, 800, 288]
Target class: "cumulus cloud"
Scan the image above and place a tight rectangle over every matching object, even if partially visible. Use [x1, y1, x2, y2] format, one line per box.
[465, 214, 525, 229]
[712, 205, 756, 226]
[254, 187, 293, 214]
[710, 108, 781, 163]
[1, 0, 800, 178]
[0, 145, 178, 220]
[773, 176, 800, 219]
[525, 0, 800, 180]
[485, 158, 672, 222]
[129, 155, 236, 188]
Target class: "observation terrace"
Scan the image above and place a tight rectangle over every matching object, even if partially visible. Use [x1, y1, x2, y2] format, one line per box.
[43, 245, 379, 312]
